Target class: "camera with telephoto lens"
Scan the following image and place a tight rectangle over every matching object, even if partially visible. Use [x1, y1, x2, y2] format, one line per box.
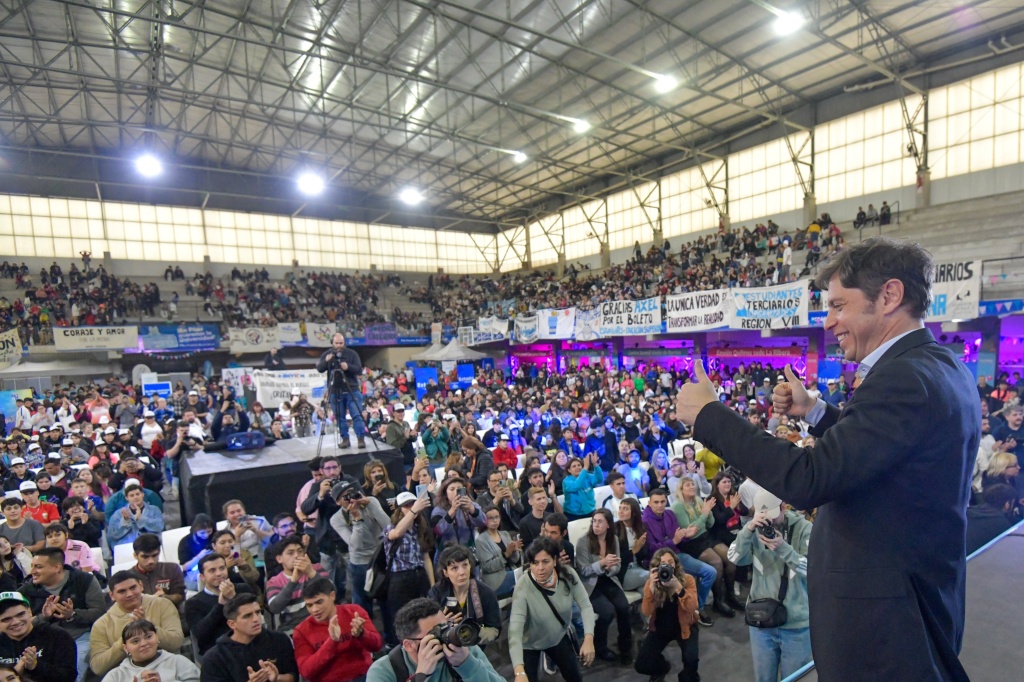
[657, 563, 675, 584]
[429, 620, 481, 647]
[757, 524, 777, 539]
[342, 488, 363, 502]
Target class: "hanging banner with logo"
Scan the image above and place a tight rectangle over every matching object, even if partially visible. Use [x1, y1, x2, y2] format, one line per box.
[277, 322, 303, 344]
[539, 308, 577, 339]
[221, 367, 254, 398]
[0, 329, 22, 370]
[477, 316, 509, 339]
[728, 281, 809, 330]
[665, 290, 730, 331]
[514, 315, 539, 344]
[930, 260, 980, 322]
[139, 324, 221, 351]
[573, 308, 602, 341]
[305, 322, 337, 347]
[598, 297, 662, 336]
[228, 327, 280, 354]
[250, 369, 326, 406]
[54, 325, 139, 351]
[430, 323, 443, 344]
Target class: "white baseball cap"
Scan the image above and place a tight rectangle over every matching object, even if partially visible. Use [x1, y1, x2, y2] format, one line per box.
[753, 489, 783, 518]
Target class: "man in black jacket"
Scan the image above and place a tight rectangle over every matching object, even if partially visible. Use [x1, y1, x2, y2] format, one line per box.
[966, 483, 1017, 554]
[677, 237, 979, 681]
[19, 547, 106, 682]
[316, 333, 368, 449]
[200, 593, 298, 682]
[300, 476, 353, 597]
[0, 591, 77, 682]
[184, 554, 253, 656]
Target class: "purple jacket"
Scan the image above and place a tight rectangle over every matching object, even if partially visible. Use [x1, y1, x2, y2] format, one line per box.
[642, 504, 681, 555]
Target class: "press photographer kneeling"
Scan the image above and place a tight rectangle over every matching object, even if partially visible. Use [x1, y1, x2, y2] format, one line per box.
[634, 547, 701, 682]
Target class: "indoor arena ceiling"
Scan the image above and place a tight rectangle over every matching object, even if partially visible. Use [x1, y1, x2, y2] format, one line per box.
[1, 0, 1024, 231]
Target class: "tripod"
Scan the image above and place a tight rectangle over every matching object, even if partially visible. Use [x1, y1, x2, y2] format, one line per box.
[314, 367, 341, 459]
[319, 365, 381, 453]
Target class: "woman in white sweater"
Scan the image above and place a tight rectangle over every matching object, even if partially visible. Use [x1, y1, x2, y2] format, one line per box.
[102, 620, 199, 682]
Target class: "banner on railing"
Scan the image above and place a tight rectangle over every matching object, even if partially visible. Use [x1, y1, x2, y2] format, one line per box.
[665, 291, 730, 332]
[599, 297, 662, 336]
[514, 315, 539, 343]
[365, 324, 399, 346]
[277, 322, 304, 344]
[477, 316, 509, 339]
[54, 325, 139, 351]
[539, 308, 577, 339]
[305, 322, 337, 347]
[139, 324, 221, 352]
[728, 282, 809, 330]
[573, 308, 602, 341]
[221, 367, 254, 398]
[0, 329, 21, 370]
[250, 369, 326, 406]
[930, 260, 980, 322]
[228, 327, 279, 354]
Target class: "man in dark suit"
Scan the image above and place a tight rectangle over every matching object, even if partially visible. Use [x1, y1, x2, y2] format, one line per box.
[677, 237, 978, 681]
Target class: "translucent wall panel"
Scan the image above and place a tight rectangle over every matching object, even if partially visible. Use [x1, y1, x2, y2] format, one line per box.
[563, 203, 601, 262]
[367, 224, 439, 272]
[498, 226, 528, 273]
[527, 216, 561, 267]
[661, 162, 723, 238]
[816, 98, 920, 201]
[607, 187, 646, 251]
[930, 63, 1024, 180]
[727, 134, 809, 222]
[0, 196, 107, 259]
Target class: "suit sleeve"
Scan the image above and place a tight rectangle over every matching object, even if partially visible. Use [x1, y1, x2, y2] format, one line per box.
[692, 372, 932, 510]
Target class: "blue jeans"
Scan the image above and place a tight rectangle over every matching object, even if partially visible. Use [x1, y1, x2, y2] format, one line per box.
[676, 552, 716, 609]
[749, 626, 812, 682]
[330, 389, 367, 439]
[75, 631, 90, 682]
[493, 569, 517, 598]
[349, 561, 373, 613]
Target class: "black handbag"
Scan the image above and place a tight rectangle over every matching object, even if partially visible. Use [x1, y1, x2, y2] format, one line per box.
[533, 574, 581, 655]
[744, 522, 793, 629]
[365, 533, 400, 600]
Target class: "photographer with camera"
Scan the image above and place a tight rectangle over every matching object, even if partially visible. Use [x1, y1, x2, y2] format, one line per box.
[383, 403, 417, 468]
[426, 545, 501, 646]
[330, 481, 390, 615]
[634, 547, 701, 682]
[727, 490, 812, 682]
[381, 492, 435, 648]
[365, 597, 503, 682]
[316, 333, 368, 449]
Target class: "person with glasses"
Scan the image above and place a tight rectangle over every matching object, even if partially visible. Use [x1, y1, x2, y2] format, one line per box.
[264, 513, 318, 580]
[199, 593, 298, 682]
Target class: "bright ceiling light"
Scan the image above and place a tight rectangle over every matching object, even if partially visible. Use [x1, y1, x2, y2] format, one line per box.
[572, 119, 591, 134]
[399, 187, 423, 205]
[134, 154, 163, 178]
[512, 151, 527, 163]
[773, 11, 805, 35]
[296, 171, 325, 196]
[654, 75, 678, 93]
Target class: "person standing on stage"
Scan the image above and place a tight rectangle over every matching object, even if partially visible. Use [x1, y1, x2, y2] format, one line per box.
[316, 333, 368, 449]
[676, 237, 979, 681]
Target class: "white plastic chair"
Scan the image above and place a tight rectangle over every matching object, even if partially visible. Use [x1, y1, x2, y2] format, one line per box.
[161, 526, 192, 564]
[638, 497, 650, 510]
[567, 518, 590, 549]
[111, 560, 136, 575]
[592, 485, 611, 506]
[90, 546, 108, 576]
[112, 543, 135, 566]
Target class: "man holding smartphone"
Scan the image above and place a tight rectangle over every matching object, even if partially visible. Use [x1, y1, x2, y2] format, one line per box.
[476, 471, 522, 532]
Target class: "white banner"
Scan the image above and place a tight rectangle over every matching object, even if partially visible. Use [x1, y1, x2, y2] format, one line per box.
[305, 322, 337, 347]
[930, 260, 980, 322]
[53, 325, 138, 351]
[514, 315, 539, 344]
[728, 281, 809, 330]
[539, 308, 577, 339]
[277, 322, 303, 344]
[250, 369, 327, 406]
[0, 329, 21, 370]
[477, 316, 509, 339]
[599, 297, 662, 336]
[573, 308, 602, 341]
[221, 367, 254, 398]
[666, 290, 730, 331]
[228, 327, 280, 354]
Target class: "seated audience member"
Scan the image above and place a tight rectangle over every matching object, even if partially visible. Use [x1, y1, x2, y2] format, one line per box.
[208, 530, 261, 593]
[475, 505, 523, 597]
[879, 200, 892, 225]
[104, 479, 162, 527]
[106, 481, 164, 549]
[541, 512, 576, 566]
[178, 514, 215, 589]
[19, 481, 61, 525]
[264, 513, 318, 580]
[0, 591, 77, 682]
[100, 620, 200, 682]
[183, 554, 253, 657]
[43, 523, 100, 574]
[41, 455, 73, 491]
[475, 470, 523, 532]
[61, 498, 103, 549]
[561, 453, 605, 522]
[211, 406, 250, 443]
[199, 593, 298, 682]
[601, 471, 638, 521]
[0, 499, 45, 554]
[0, 538, 30, 587]
[131, 534, 185, 606]
[365, 597, 503, 682]
[634, 548, 700, 682]
[615, 450, 650, 498]
[517, 486, 551, 549]
[33, 473, 68, 508]
[266, 536, 328, 631]
[67, 478, 104, 527]
[108, 455, 163, 494]
[853, 207, 866, 228]
[615, 497, 651, 590]
[19, 547, 105, 682]
[426, 545, 501, 646]
[89, 571, 184, 676]
[1, 458, 34, 493]
[673, 478, 738, 617]
[966, 483, 1018, 554]
[293, 577, 382, 682]
[330, 482, 389, 614]
[222, 500, 274, 562]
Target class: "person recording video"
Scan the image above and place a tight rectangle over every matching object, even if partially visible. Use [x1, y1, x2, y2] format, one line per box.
[316, 333, 368, 449]
[634, 547, 700, 682]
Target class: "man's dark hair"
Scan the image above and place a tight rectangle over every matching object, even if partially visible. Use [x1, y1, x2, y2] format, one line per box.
[34, 546, 66, 567]
[61, 497, 84, 513]
[394, 598, 443, 641]
[300, 576, 336, 600]
[132, 533, 162, 555]
[648, 487, 669, 500]
[982, 483, 1018, 510]
[814, 237, 933, 318]
[306, 456, 323, 472]
[1, 498, 24, 510]
[224, 592, 260, 621]
[271, 512, 297, 527]
[198, 552, 226, 575]
[543, 512, 568, 535]
[606, 470, 625, 485]
[273, 535, 305, 554]
[44, 522, 70, 537]
[525, 466, 543, 480]
[320, 456, 339, 468]
[109, 570, 143, 589]
[438, 544, 474, 571]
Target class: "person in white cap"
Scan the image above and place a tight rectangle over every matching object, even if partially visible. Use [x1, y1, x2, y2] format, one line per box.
[823, 378, 844, 407]
[2, 456, 34, 493]
[727, 489, 813, 681]
[0, 590, 78, 682]
[136, 411, 163, 453]
[57, 437, 89, 466]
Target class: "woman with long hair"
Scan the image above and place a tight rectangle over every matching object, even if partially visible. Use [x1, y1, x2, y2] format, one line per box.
[672, 478, 742, 616]
[0, 537, 28, 589]
[430, 477, 486, 553]
[362, 459, 399, 513]
[615, 497, 650, 590]
[709, 472, 744, 549]
[574, 508, 633, 664]
[509, 537, 597, 682]
[634, 548, 700, 682]
[546, 450, 570, 496]
[382, 492, 434, 647]
[75, 466, 110, 500]
[476, 504, 523, 597]
[648, 448, 671, 490]
[982, 452, 1020, 490]
[247, 401, 272, 434]
[178, 513, 215, 590]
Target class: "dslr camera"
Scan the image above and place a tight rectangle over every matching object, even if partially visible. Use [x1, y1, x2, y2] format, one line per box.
[757, 524, 777, 540]
[657, 563, 675, 584]
[342, 488, 363, 502]
[429, 620, 481, 648]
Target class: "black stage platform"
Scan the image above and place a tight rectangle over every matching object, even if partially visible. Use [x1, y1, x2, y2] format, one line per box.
[782, 521, 1024, 681]
[178, 436, 403, 521]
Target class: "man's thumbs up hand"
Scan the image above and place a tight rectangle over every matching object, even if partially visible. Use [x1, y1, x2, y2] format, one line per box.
[773, 364, 815, 418]
[676, 361, 720, 427]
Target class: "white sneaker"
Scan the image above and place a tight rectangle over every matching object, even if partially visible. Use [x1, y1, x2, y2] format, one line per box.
[542, 653, 556, 675]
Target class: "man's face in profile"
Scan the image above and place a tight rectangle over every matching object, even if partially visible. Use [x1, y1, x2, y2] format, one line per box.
[824, 276, 888, 364]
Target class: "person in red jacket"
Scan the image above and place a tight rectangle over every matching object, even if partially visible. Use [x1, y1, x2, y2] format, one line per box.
[491, 433, 519, 470]
[18, 481, 60, 525]
[292, 576, 382, 682]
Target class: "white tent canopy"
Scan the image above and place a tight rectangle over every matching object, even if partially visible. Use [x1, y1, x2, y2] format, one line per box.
[433, 339, 488, 362]
[411, 342, 445, 361]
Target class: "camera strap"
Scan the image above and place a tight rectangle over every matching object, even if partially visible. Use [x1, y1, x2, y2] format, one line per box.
[388, 645, 463, 682]
[776, 521, 795, 603]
